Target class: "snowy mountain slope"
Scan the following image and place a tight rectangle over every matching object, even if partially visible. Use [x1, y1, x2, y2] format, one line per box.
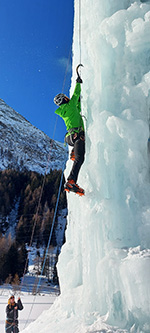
[0, 98, 66, 174]
[21, 0, 150, 332]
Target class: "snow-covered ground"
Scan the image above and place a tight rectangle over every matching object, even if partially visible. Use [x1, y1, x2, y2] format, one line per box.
[0, 280, 58, 333]
[0, 292, 56, 332]
[0, 246, 60, 332]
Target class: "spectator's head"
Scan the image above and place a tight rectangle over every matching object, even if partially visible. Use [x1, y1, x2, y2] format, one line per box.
[8, 295, 15, 305]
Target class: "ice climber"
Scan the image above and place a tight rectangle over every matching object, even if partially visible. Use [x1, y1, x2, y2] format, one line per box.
[5, 295, 23, 333]
[54, 64, 85, 196]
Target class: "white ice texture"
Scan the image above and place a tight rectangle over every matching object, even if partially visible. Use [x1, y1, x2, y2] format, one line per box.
[21, 0, 150, 332]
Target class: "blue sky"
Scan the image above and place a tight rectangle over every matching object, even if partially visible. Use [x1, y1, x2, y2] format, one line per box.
[0, 0, 74, 142]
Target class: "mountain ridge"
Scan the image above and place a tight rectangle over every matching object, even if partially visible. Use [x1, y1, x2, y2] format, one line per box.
[0, 98, 66, 174]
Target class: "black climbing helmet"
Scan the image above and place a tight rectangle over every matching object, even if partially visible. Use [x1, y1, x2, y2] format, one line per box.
[54, 93, 69, 106]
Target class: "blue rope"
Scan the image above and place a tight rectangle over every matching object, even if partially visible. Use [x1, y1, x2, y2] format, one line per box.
[36, 162, 66, 293]
[23, 158, 67, 329]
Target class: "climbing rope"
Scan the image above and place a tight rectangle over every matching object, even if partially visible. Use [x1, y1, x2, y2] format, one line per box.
[20, 125, 58, 292]
[62, 46, 72, 94]
[21, 41, 72, 327]
[23, 158, 67, 329]
[79, 0, 82, 67]
[19, 2, 80, 326]
[147, 107, 150, 153]
[147, 106, 150, 183]
[20, 42, 72, 294]
[37, 161, 66, 293]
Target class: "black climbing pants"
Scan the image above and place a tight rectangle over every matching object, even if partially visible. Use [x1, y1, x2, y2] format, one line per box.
[65, 131, 85, 183]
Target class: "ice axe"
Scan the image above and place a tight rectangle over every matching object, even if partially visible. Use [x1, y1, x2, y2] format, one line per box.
[76, 64, 83, 76]
[76, 64, 84, 83]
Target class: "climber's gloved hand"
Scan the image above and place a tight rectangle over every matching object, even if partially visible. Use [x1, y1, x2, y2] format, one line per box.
[76, 75, 83, 83]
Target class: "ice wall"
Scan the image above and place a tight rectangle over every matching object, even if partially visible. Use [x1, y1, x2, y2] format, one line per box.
[58, 0, 150, 331]
[21, 1, 150, 332]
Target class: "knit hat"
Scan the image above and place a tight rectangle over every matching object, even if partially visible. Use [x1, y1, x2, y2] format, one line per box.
[8, 295, 15, 307]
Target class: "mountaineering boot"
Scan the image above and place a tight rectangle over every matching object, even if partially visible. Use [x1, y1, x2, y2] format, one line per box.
[64, 179, 85, 196]
[70, 148, 75, 161]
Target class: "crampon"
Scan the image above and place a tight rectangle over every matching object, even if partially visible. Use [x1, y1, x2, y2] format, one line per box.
[64, 180, 85, 196]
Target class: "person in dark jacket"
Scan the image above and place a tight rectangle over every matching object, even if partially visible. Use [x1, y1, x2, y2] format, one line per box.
[5, 295, 23, 333]
[54, 66, 85, 195]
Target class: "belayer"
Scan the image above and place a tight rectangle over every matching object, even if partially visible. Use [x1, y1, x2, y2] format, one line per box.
[54, 64, 85, 196]
[5, 295, 23, 333]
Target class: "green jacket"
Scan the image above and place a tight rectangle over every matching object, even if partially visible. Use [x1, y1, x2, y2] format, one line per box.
[55, 83, 84, 133]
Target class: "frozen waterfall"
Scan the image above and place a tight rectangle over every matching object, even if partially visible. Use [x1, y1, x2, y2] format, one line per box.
[22, 0, 150, 332]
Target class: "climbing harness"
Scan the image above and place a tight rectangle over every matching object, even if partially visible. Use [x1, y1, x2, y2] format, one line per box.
[5, 322, 18, 332]
[65, 126, 84, 138]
